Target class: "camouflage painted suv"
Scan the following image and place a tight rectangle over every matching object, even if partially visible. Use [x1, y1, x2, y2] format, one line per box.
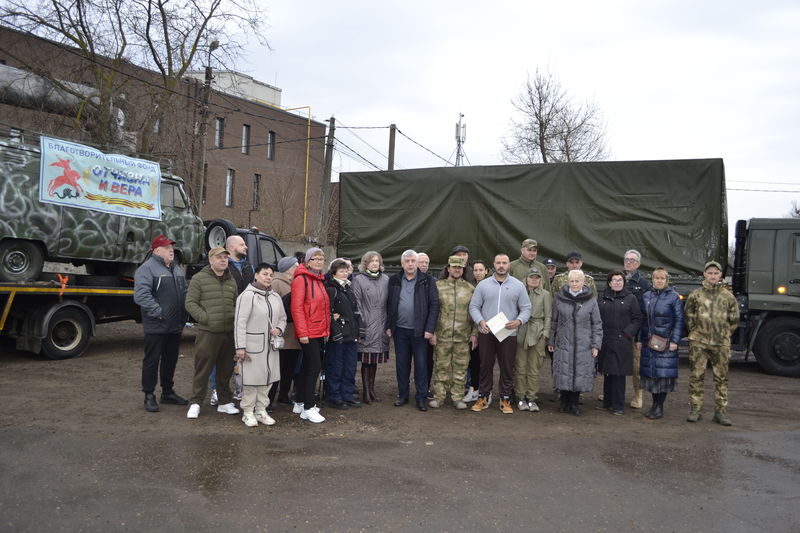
[0, 129, 204, 281]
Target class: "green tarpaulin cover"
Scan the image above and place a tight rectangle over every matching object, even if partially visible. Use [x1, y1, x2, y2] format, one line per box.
[338, 159, 727, 275]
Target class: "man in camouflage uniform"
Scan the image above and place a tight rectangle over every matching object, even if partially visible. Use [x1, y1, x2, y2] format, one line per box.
[509, 238, 551, 291]
[429, 256, 477, 409]
[684, 261, 739, 426]
[551, 251, 597, 297]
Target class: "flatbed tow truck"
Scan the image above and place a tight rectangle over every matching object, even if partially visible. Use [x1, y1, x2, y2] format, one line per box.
[0, 274, 139, 359]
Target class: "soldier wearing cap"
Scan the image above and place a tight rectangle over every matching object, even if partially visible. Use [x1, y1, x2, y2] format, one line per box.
[551, 251, 597, 297]
[134, 235, 189, 412]
[429, 256, 477, 409]
[514, 267, 553, 412]
[509, 239, 550, 291]
[684, 260, 739, 426]
[438, 245, 476, 284]
[543, 258, 558, 284]
[184, 246, 241, 419]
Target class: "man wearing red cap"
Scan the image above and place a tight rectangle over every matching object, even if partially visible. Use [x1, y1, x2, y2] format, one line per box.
[134, 235, 189, 412]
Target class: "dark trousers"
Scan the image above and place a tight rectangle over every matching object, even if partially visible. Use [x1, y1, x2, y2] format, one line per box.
[478, 333, 517, 398]
[296, 338, 323, 409]
[142, 332, 181, 394]
[393, 327, 429, 402]
[325, 341, 358, 402]
[602, 374, 626, 411]
[426, 343, 435, 392]
[269, 349, 300, 403]
[190, 330, 235, 405]
[468, 345, 481, 389]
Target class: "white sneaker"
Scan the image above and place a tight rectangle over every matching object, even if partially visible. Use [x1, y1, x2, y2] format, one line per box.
[209, 389, 218, 406]
[487, 392, 493, 406]
[255, 411, 276, 426]
[217, 402, 240, 415]
[187, 403, 200, 419]
[293, 402, 304, 414]
[463, 389, 480, 402]
[300, 405, 325, 423]
[518, 399, 529, 411]
[242, 412, 258, 427]
[528, 400, 540, 412]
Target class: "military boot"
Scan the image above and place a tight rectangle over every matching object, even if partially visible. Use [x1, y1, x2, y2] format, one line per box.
[686, 408, 702, 423]
[713, 410, 733, 426]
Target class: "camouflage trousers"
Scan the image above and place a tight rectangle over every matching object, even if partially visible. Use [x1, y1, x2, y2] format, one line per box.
[432, 340, 471, 402]
[688, 341, 730, 410]
[514, 337, 546, 400]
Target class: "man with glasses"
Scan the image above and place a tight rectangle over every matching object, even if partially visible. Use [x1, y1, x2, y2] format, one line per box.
[623, 249, 652, 409]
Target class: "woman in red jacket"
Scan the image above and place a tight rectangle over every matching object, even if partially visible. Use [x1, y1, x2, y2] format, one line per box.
[291, 247, 331, 423]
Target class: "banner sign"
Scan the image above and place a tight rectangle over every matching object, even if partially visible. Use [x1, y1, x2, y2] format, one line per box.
[39, 137, 162, 220]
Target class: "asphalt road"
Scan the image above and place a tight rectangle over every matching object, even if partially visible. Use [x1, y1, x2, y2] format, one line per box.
[1, 322, 798, 532]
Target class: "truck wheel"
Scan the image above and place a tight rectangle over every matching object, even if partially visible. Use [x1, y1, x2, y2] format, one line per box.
[204, 219, 237, 251]
[754, 317, 800, 377]
[0, 240, 44, 282]
[41, 307, 92, 360]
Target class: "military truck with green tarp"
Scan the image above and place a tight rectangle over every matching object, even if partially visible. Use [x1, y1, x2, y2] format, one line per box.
[338, 160, 800, 377]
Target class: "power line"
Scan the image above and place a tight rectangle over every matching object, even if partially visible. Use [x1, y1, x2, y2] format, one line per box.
[336, 119, 390, 162]
[334, 138, 383, 171]
[395, 128, 452, 166]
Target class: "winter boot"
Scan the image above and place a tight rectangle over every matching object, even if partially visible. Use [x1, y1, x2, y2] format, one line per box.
[368, 364, 380, 402]
[361, 365, 371, 404]
[713, 410, 733, 426]
[686, 407, 702, 423]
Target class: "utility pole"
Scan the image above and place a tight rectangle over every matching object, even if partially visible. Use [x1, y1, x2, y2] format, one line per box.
[193, 40, 219, 216]
[454, 113, 466, 167]
[388, 123, 396, 170]
[316, 116, 335, 242]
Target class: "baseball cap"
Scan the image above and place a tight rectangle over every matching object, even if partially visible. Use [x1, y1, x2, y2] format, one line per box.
[543, 258, 557, 267]
[208, 246, 230, 258]
[151, 235, 176, 250]
[521, 239, 538, 249]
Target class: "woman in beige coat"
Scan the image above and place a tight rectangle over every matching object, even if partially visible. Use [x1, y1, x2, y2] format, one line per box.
[234, 263, 287, 427]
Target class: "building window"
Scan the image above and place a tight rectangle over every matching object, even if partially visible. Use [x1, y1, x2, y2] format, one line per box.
[241, 124, 250, 154]
[253, 173, 261, 210]
[267, 130, 275, 160]
[214, 117, 225, 148]
[225, 168, 235, 207]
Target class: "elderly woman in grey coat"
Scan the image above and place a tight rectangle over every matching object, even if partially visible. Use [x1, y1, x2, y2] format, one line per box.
[351, 251, 390, 404]
[547, 269, 603, 416]
[234, 263, 287, 427]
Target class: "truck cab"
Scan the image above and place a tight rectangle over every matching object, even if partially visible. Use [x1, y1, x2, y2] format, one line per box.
[733, 218, 800, 376]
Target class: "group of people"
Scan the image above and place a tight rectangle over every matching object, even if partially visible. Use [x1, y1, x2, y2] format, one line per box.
[133, 235, 739, 428]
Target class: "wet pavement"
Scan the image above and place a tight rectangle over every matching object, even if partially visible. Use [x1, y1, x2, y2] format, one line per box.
[1, 323, 799, 532]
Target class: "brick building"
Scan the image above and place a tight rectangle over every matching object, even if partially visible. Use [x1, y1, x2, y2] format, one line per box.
[0, 26, 328, 240]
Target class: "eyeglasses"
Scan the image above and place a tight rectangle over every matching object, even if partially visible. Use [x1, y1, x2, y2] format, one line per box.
[624, 258, 639, 263]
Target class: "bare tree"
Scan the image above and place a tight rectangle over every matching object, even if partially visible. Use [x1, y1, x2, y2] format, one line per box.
[0, 0, 266, 152]
[789, 200, 800, 218]
[502, 68, 609, 164]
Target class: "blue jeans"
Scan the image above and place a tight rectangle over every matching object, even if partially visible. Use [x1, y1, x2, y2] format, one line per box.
[393, 327, 429, 402]
[325, 341, 358, 402]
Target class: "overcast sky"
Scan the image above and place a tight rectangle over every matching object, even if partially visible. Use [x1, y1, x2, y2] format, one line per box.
[240, 1, 800, 225]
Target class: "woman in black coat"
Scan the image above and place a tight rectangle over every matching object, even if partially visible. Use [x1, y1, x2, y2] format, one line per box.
[597, 270, 643, 414]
